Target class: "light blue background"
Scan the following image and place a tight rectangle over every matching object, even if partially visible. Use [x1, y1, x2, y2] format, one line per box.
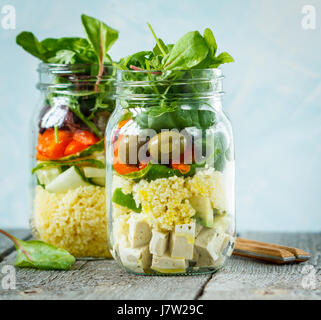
[0, 0, 320, 231]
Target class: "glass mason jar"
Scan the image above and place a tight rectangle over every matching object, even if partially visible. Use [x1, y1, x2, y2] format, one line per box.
[30, 63, 115, 258]
[105, 69, 235, 275]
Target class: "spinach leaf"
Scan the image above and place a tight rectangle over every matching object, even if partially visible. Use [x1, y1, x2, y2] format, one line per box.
[16, 32, 47, 61]
[162, 31, 209, 70]
[112, 188, 142, 213]
[135, 108, 216, 131]
[41, 37, 97, 64]
[81, 14, 118, 67]
[212, 131, 228, 172]
[0, 229, 75, 270]
[208, 52, 235, 68]
[203, 28, 217, 57]
[143, 162, 205, 181]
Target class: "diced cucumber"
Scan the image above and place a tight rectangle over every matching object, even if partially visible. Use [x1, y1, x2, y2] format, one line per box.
[46, 166, 89, 193]
[91, 177, 105, 187]
[112, 188, 141, 213]
[189, 195, 214, 228]
[36, 167, 62, 186]
[83, 167, 106, 178]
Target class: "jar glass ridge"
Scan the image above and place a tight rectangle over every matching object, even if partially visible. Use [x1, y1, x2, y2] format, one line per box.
[105, 68, 235, 275]
[30, 63, 116, 258]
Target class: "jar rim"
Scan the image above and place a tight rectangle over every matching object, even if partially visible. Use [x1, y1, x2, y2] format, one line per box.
[37, 63, 116, 92]
[117, 67, 223, 78]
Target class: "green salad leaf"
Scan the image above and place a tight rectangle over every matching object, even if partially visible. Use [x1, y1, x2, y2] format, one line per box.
[16, 32, 47, 60]
[16, 15, 119, 67]
[112, 188, 142, 212]
[135, 107, 216, 131]
[81, 14, 118, 80]
[32, 159, 105, 174]
[0, 229, 75, 270]
[162, 31, 209, 70]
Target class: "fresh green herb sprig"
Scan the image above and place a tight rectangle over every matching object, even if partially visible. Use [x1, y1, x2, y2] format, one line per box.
[0, 229, 75, 270]
[16, 14, 118, 68]
[119, 24, 233, 71]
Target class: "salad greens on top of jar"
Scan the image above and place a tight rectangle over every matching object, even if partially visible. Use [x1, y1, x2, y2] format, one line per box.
[17, 14, 118, 258]
[106, 25, 235, 275]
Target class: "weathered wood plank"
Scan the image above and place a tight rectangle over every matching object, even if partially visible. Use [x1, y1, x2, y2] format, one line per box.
[200, 232, 321, 300]
[0, 231, 320, 300]
[0, 229, 31, 261]
[0, 255, 209, 300]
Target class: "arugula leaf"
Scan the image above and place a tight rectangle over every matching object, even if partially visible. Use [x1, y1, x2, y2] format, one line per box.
[147, 23, 167, 56]
[67, 97, 103, 138]
[0, 229, 75, 270]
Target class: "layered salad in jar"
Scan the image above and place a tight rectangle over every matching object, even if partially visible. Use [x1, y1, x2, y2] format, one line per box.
[107, 25, 235, 274]
[17, 15, 119, 257]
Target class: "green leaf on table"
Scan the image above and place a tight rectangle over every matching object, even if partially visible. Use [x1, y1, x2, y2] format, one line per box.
[0, 229, 75, 270]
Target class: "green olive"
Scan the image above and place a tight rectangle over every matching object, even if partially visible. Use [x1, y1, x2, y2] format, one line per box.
[118, 135, 144, 164]
[148, 131, 186, 162]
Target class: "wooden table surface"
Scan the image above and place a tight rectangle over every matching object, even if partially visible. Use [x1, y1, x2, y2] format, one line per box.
[0, 230, 320, 300]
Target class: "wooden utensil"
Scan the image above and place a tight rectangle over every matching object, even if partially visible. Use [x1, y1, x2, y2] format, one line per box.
[233, 237, 310, 264]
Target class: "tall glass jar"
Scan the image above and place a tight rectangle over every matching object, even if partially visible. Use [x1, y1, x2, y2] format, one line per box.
[30, 63, 115, 258]
[105, 69, 235, 275]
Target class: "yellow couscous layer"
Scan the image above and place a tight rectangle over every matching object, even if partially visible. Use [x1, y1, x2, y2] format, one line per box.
[114, 167, 231, 231]
[33, 185, 111, 258]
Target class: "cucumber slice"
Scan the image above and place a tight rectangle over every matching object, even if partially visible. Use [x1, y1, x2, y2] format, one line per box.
[112, 188, 141, 213]
[90, 177, 105, 187]
[189, 196, 214, 228]
[36, 167, 62, 186]
[46, 166, 89, 193]
[83, 167, 105, 178]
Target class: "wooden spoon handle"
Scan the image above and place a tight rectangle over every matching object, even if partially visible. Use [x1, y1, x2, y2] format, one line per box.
[236, 237, 310, 262]
[233, 237, 310, 264]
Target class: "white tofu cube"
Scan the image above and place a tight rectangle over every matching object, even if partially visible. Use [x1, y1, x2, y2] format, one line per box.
[195, 223, 203, 237]
[151, 252, 187, 274]
[169, 222, 196, 260]
[195, 229, 226, 267]
[128, 214, 152, 248]
[118, 245, 151, 273]
[149, 230, 169, 256]
[214, 215, 231, 233]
